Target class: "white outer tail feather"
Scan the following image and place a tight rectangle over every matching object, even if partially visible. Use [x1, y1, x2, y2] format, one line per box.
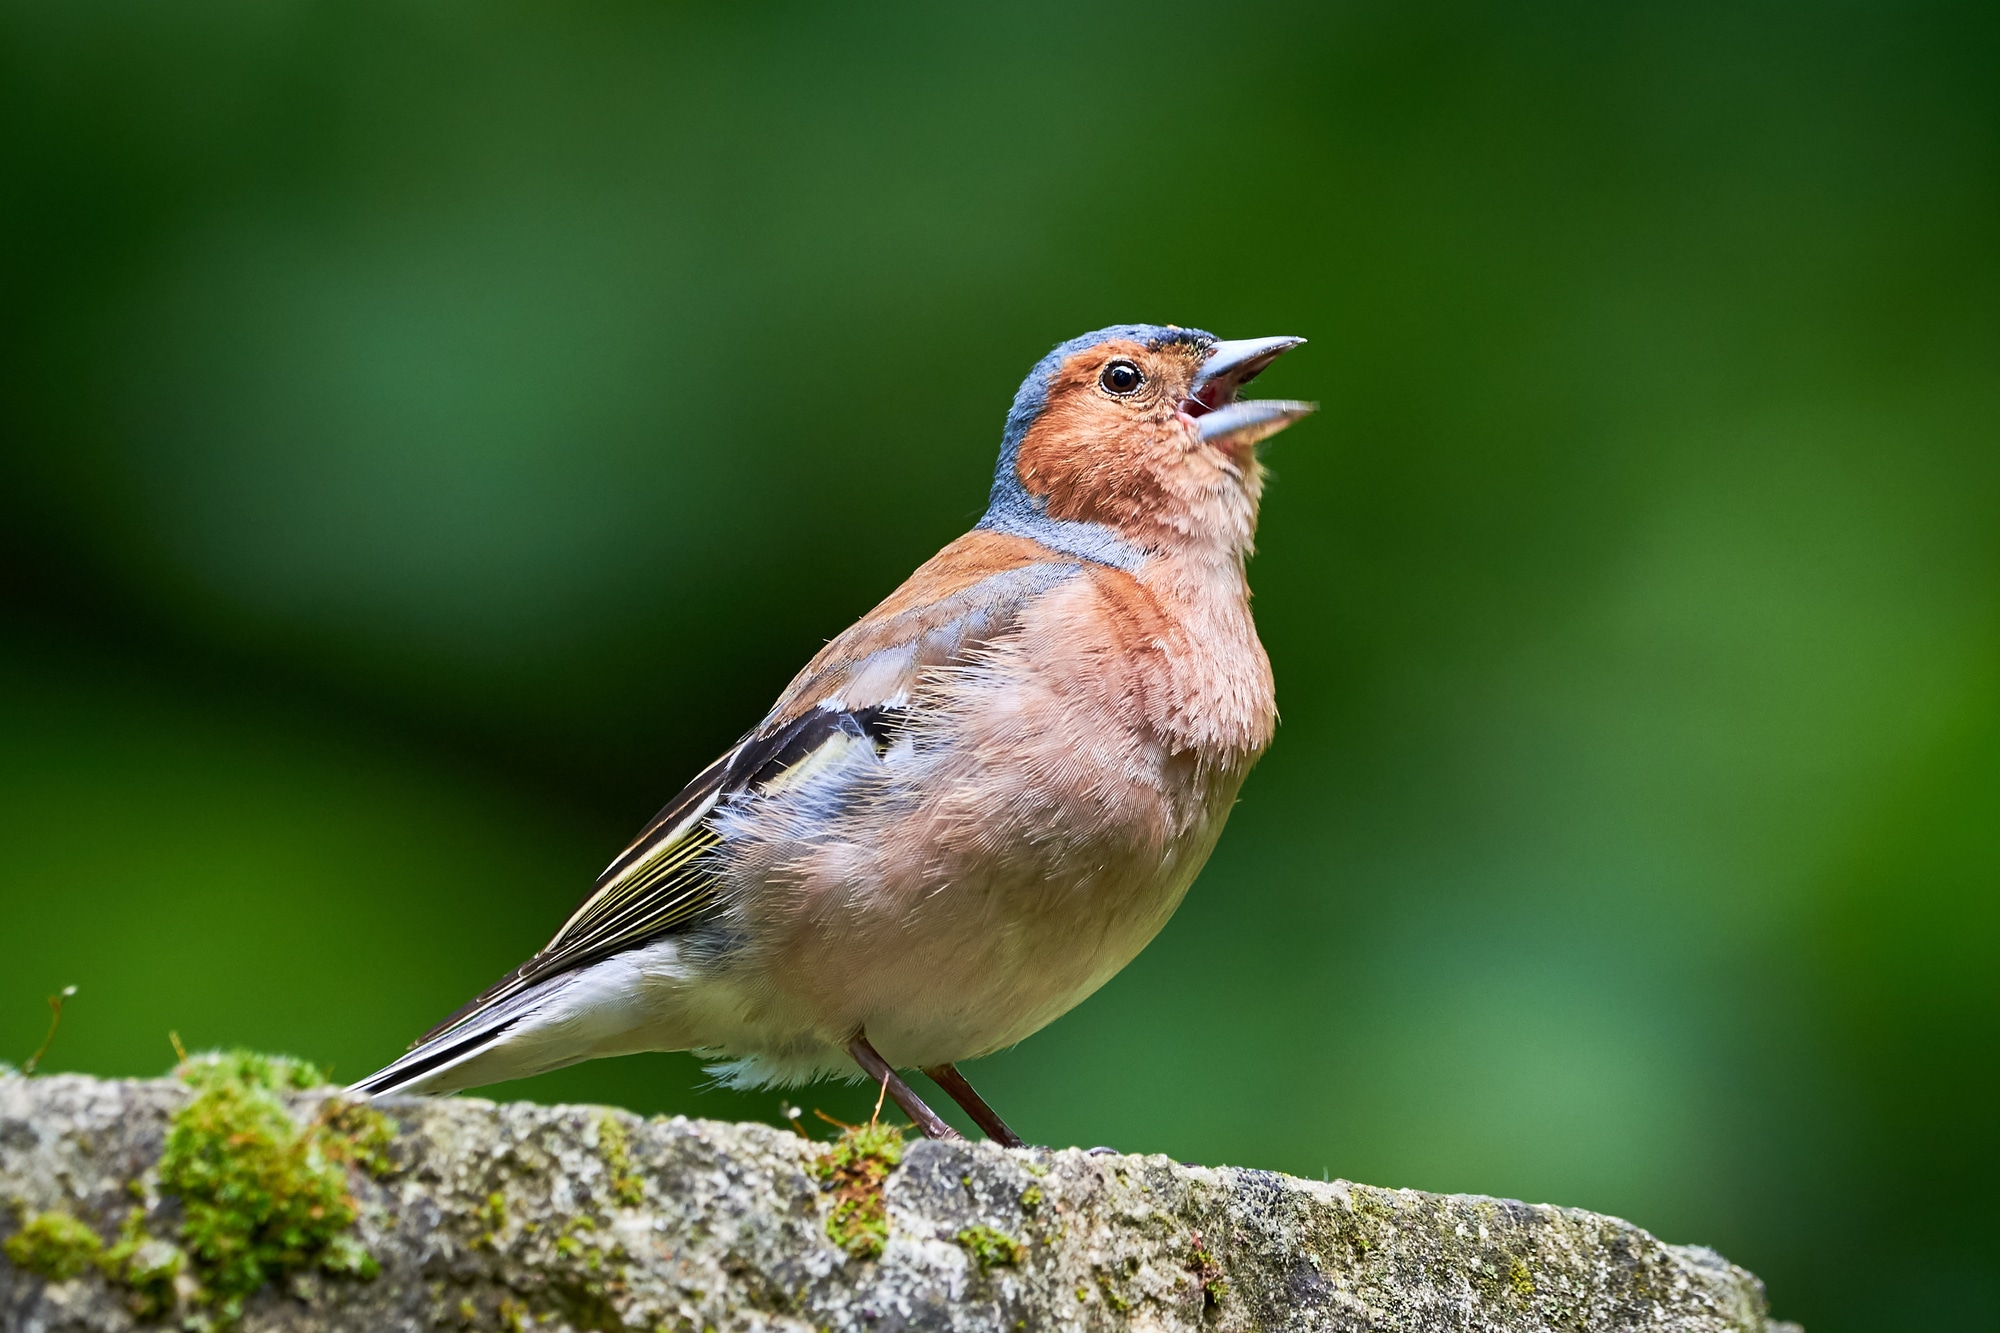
[348, 943, 695, 1099]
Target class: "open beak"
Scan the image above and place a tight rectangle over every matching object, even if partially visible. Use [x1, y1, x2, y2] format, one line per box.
[1183, 336, 1315, 452]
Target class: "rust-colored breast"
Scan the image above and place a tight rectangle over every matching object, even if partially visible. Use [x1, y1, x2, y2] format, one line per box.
[1063, 557, 1277, 763]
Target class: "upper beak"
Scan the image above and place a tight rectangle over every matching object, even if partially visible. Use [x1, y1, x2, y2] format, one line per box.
[1186, 336, 1315, 451]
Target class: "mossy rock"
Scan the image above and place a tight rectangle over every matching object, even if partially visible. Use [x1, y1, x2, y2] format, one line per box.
[0, 1068, 1793, 1332]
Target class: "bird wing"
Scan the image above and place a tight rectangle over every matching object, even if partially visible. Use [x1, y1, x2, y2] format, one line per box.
[417, 533, 1087, 1045]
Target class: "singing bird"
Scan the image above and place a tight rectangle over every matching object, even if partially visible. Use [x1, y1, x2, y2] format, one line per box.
[353, 325, 1313, 1143]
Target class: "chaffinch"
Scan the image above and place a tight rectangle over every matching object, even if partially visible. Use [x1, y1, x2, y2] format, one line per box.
[354, 325, 1313, 1144]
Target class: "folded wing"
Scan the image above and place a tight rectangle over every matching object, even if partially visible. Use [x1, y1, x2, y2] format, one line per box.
[406, 533, 1088, 1051]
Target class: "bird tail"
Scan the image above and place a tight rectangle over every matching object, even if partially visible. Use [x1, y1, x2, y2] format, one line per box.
[348, 947, 685, 1099]
[347, 979, 557, 1098]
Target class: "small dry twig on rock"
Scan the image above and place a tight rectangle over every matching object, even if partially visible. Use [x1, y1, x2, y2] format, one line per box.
[21, 985, 77, 1075]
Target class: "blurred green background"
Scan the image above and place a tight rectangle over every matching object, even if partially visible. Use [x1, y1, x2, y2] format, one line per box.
[3, 2, 1995, 1327]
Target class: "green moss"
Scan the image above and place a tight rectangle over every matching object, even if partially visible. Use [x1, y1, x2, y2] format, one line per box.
[159, 1048, 388, 1325]
[811, 1121, 906, 1260]
[327, 1101, 398, 1179]
[1188, 1229, 1228, 1308]
[98, 1207, 185, 1318]
[544, 1218, 631, 1333]
[544, 1217, 630, 1332]
[596, 1113, 645, 1207]
[1337, 1189, 1398, 1258]
[4, 1209, 102, 1280]
[554, 1216, 604, 1265]
[1018, 1184, 1043, 1213]
[476, 1190, 509, 1250]
[954, 1224, 1024, 1272]
[4, 1206, 187, 1317]
[175, 1049, 327, 1093]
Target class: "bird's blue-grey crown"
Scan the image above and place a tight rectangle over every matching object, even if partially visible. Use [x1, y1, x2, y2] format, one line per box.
[976, 323, 1216, 570]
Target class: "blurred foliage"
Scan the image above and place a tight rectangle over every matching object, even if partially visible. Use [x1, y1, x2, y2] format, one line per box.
[2, 3, 1996, 1328]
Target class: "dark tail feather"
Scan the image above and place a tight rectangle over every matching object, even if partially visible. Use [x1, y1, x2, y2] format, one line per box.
[350, 957, 588, 1097]
[348, 1015, 523, 1096]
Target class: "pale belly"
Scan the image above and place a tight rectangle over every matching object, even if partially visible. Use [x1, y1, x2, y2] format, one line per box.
[840, 781, 1240, 1069]
[637, 727, 1250, 1086]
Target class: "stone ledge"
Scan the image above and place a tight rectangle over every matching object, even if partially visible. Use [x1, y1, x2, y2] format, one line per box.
[0, 1072, 1792, 1332]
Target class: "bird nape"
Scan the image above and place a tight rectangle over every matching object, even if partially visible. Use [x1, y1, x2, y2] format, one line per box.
[352, 324, 1314, 1144]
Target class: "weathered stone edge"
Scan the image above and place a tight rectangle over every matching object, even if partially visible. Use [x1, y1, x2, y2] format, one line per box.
[1, 1073, 1790, 1333]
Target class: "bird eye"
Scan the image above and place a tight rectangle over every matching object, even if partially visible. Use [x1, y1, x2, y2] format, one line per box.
[1100, 359, 1145, 396]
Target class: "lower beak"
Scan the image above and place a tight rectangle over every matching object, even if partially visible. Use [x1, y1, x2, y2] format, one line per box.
[1188, 336, 1315, 451]
[1195, 398, 1317, 450]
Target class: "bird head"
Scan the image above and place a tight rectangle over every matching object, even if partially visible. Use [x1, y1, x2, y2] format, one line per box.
[983, 324, 1313, 561]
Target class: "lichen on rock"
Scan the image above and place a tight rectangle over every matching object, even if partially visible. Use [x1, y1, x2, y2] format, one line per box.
[2, 1068, 1795, 1332]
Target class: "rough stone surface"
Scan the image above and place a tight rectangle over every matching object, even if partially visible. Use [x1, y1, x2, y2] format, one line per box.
[1, 1072, 1794, 1332]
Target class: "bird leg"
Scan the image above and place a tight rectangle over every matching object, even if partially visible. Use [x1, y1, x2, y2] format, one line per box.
[921, 1064, 1025, 1146]
[846, 1033, 963, 1141]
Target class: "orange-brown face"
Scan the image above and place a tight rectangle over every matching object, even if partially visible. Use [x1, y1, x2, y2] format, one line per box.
[1014, 337, 1253, 537]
